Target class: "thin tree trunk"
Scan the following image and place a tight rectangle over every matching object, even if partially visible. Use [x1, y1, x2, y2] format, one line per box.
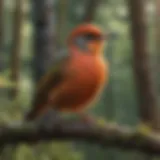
[32, 0, 56, 83]
[128, 0, 159, 131]
[10, 0, 23, 99]
[31, 0, 56, 159]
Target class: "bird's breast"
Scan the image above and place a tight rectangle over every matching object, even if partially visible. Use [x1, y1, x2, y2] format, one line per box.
[69, 55, 106, 88]
[50, 55, 108, 112]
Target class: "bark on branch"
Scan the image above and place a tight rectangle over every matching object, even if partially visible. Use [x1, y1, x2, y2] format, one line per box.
[0, 120, 160, 155]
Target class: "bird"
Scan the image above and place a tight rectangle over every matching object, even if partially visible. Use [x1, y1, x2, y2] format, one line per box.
[25, 23, 109, 123]
[0, 24, 109, 155]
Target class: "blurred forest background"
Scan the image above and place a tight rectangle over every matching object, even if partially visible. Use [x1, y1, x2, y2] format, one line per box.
[0, 0, 160, 160]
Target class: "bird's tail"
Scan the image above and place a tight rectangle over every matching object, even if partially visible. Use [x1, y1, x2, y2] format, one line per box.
[24, 102, 49, 122]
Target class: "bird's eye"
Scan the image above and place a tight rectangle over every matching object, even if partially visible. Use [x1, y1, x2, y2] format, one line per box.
[85, 33, 98, 40]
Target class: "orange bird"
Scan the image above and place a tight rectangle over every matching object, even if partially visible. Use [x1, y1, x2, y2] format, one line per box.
[26, 23, 109, 121]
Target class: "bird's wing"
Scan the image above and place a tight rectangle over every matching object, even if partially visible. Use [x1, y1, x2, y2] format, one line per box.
[37, 49, 69, 92]
[25, 49, 70, 120]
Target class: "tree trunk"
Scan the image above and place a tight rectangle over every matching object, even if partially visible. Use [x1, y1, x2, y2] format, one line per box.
[31, 0, 57, 159]
[128, 0, 159, 130]
[32, 0, 56, 83]
[10, 0, 23, 99]
[129, 2, 160, 160]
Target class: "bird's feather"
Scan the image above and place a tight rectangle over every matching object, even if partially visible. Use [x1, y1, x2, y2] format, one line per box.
[25, 49, 70, 120]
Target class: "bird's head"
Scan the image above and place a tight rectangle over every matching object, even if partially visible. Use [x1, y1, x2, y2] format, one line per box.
[68, 24, 107, 56]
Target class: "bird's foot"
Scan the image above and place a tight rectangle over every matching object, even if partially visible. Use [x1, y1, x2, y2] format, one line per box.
[36, 109, 61, 132]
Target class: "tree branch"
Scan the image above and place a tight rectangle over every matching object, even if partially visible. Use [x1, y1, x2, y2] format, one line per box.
[0, 119, 160, 155]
